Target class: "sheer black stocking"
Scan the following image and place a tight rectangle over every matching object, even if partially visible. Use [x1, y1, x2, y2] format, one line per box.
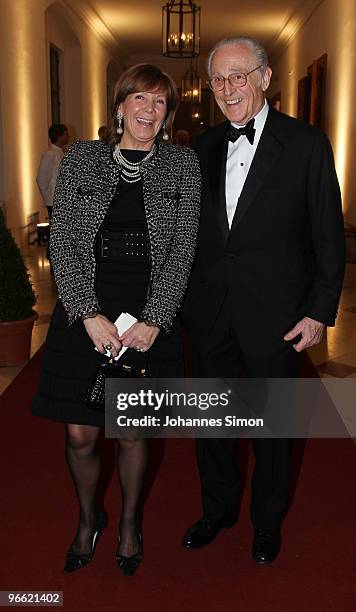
[65, 424, 101, 554]
[116, 438, 148, 557]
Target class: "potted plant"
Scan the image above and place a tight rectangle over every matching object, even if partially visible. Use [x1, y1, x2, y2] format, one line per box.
[0, 208, 38, 366]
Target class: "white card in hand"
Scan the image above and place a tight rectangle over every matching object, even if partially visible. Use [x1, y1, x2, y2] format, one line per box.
[114, 312, 137, 361]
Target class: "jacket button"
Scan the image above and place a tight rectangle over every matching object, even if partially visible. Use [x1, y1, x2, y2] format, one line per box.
[227, 252, 235, 259]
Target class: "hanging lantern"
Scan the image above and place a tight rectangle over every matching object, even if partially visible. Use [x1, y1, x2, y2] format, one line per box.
[162, 0, 200, 58]
[181, 61, 201, 104]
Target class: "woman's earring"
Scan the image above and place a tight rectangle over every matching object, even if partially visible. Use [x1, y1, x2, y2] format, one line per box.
[116, 110, 123, 135]
[162, 122, 169, 141]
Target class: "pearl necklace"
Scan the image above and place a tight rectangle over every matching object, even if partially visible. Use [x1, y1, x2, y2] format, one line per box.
[113, 144, 156, 183]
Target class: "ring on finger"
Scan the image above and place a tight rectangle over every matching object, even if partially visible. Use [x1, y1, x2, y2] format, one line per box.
[103, 342, 113, 351]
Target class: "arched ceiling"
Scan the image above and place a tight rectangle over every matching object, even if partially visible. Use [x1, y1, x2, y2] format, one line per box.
[64, 0, 324, 79]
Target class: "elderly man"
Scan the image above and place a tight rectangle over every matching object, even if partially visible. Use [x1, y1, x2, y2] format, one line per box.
[182, 37, 345, 563]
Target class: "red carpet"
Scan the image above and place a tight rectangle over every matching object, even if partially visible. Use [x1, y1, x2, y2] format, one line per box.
[1, 350, 356, 611]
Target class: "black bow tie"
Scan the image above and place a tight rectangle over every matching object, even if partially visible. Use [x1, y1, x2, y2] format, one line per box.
[227, 118, 256, 145]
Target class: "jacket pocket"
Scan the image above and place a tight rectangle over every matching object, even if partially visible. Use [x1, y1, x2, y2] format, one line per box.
[163, 191, 181, 201]
[77, 186, 95, 196]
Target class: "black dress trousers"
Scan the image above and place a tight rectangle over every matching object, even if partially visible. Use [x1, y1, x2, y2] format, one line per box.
[189, 294, 302, 532]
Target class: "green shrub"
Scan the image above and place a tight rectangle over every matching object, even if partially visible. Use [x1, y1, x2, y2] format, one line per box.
[0, 209, 36, 321]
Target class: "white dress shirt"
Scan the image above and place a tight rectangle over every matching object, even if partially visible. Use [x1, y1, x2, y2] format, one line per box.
[36, 144, 64, 207]
[226, 100, 269, 228]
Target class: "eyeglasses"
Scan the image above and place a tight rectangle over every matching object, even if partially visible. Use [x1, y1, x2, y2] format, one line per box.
[207, 65, 262, 91]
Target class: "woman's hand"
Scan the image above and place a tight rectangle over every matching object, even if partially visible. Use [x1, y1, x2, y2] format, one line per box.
[83, 314, 122, 357]
[119, 322, 160, 352]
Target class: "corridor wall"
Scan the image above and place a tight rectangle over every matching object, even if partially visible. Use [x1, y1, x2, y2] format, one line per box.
[0, 0, 122, 244]
[269, 0, 356, 225]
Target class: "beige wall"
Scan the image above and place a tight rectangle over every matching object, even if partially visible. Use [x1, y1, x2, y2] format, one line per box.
[80, 29, 111, 140]
[0, 0, 119, 244]
[268, 0, 356, 226]
[0, 0, 48, 243]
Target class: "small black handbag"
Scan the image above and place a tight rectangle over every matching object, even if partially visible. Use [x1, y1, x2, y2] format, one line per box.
[86, 353, 148, 413]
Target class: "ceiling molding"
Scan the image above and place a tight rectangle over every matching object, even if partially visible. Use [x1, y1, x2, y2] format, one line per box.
[62, 1, 327, 73]
[62, 0, 129, 67]
[269, 0, 325, 64]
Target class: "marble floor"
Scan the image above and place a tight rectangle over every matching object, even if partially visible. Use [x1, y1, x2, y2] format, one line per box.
[1, 245, 355, 437]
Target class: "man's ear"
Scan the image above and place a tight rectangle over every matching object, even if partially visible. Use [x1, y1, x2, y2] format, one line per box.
[261, 66, 272, 92]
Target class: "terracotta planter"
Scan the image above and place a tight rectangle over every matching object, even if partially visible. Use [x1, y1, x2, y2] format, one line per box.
[0, 311, 39, 366]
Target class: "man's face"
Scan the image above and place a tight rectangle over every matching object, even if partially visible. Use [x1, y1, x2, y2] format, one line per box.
[210, 44, 272, 124]
[58, 130, 69, 148]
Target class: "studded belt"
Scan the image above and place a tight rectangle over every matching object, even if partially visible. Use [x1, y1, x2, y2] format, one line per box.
[96, 228, 149, 259]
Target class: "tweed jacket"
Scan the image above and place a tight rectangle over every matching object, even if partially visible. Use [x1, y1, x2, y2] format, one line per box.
[50, 139, 201, 331]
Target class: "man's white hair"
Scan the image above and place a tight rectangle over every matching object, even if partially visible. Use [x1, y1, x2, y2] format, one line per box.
[207, 36, 269, 78]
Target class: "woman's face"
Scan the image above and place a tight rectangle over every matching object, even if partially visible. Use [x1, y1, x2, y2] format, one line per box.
[118, 89, 168, 150]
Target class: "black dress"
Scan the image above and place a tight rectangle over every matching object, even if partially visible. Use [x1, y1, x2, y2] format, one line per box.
[32, 150, 183, 427]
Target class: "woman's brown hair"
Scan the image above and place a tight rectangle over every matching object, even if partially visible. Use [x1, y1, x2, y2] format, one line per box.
[108, 63, 179, 145]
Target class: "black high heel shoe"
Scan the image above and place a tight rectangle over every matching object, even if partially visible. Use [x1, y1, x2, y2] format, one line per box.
[64, 508, 108, 573]
[116, 532, 143, 577]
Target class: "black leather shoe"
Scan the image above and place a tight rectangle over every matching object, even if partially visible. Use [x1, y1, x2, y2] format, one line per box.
[116, 533, 143, 577]
[252, 529, 281, 564]
[182, 517, 236, 550]
[64, 508, 108, 573]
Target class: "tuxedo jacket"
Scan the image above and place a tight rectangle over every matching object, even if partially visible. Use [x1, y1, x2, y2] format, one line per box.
[182, 105, 345, 354]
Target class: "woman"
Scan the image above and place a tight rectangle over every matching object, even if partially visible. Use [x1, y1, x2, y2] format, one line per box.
[32, 64, 201, 576]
